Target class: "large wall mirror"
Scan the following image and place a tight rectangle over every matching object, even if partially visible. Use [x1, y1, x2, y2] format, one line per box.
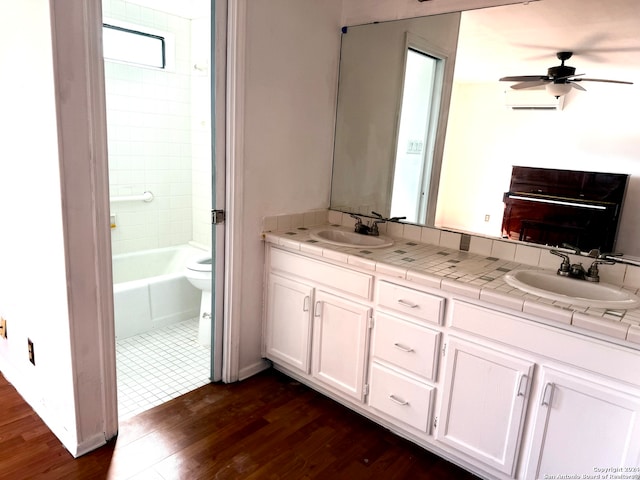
[330, 0, 640, 257]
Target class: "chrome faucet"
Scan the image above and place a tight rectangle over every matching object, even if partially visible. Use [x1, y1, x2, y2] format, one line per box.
[349, 214, 370, 235]
[550, 245, 621, 282]
[350, 211, 407, 236]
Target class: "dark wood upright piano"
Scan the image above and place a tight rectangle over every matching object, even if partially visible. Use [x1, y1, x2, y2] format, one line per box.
[502, 166, 628, 252]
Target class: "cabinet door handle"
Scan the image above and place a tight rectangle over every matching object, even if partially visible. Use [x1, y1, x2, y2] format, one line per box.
[516, 374, 528, 397]
[314, 301, 322, 317]
[397, 299, 419, 309]
[303, 296, 310, 312]
[541, 382, 554, 407]
[389, 394, 409, 406]
[393, 342, 414, 353]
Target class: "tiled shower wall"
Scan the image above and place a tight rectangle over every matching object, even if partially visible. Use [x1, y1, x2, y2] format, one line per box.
[103, 0, 211, 255]
[190, 17, 213, 249]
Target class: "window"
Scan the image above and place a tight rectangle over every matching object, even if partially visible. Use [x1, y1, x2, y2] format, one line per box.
[103, 23, 165, 69]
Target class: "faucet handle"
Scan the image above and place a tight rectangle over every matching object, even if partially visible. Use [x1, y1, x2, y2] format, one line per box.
[560, 243, 582, 255]
[550, 249, 571, 276]
[350, 213, 371, 234]
[586, 248, 601, 258]
[349, 213, 363, 225]
[598, 252, 623, 260]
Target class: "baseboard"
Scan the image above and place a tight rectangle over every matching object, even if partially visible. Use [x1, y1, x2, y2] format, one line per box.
[238, 359, 270, 381]
[73, 431, 114, 457]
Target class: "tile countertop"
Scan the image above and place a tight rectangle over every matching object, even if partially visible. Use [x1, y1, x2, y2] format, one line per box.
[263, 224, 640, 349]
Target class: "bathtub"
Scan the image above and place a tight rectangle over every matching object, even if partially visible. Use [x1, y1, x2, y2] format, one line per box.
[112, 244, 207, 339]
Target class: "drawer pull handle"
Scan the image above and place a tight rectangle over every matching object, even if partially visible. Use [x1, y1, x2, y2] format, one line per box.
[393, 343, 414, 353]
[397, 299, 419, 309]
[389, 394, 409, 406]
[516, 374, 528, 397]
[541, 382, 554, 407]
[303, 296, 310, 312]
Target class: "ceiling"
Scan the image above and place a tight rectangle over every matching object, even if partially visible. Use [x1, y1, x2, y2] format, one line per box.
[454, 0, 640, 85]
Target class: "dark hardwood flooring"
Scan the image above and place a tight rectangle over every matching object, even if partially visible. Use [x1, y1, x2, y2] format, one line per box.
[1, 369, 478, 479]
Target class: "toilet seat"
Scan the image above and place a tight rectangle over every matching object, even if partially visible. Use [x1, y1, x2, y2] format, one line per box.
[187, 257, 212, 273]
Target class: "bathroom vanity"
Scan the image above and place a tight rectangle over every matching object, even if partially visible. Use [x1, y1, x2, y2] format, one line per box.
[262, 221, 640, 480]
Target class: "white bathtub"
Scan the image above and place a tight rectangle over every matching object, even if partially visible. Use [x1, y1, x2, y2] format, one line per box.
[112, 244, 207, 339]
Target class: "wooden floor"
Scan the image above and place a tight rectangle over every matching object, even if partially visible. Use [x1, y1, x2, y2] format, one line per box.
[1, 369, 479, 480]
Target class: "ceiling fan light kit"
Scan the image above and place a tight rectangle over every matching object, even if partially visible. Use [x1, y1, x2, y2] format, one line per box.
[499, 51, 633, 99]
[546, 82, 572, 98]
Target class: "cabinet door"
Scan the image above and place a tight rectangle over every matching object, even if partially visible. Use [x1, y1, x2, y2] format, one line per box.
[311, 290, 371, 402]
[436, 337, 534, 477]
[527, 367, 640, 479]
[265, 274, 314, 374]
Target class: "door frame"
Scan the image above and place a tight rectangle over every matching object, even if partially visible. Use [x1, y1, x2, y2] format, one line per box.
[221, 0, 247, 383]
[49, 0, 241, 455]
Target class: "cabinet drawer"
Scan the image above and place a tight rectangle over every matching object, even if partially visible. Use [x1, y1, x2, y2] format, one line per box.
[372, 312, 440, 381]
[377, 281, 444, 325]
[369, 362, 434, 432]
[270, 247, 373, 300]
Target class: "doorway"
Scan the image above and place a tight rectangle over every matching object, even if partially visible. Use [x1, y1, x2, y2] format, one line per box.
[390, 36, 446, 224]
[102, 0, 217, 420]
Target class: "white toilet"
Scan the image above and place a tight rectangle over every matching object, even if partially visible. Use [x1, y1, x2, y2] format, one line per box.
[185, 255, 212, 346]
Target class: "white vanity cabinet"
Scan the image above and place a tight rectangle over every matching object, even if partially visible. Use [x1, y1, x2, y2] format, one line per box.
[311, 290, 371, 402]
[265, 273, 314, 374]
[450, 299, 640, 479]
[263, 240, 640, 480]
[265, 246, 374, 403]
[435, 337, 534, 477]
[525, 367, 640, 479]
[368, 281, 444, 433]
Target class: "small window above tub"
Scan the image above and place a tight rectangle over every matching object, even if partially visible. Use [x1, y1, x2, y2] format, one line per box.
[103, 23, 167, 69]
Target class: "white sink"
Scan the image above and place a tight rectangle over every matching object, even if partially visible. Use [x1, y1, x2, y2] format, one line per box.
[504, 269, 640, 310]
[310, 229, 393, 249]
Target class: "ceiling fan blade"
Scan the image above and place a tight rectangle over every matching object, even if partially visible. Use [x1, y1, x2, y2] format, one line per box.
[555, 73, 585, 81]
[574, 78, 634, 85]
[570, 82, 587, 91]
[499, 75, 548, 82]
[510, 80, 550, 90]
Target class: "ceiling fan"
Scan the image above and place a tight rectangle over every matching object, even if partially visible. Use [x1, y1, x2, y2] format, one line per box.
[499, 51, 633, 97]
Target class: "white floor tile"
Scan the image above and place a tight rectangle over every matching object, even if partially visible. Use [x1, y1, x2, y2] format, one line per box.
[116, 318, 210, 420]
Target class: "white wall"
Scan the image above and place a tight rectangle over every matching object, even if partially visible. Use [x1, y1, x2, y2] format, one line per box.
[0, 0, 77, 447]
[438, 81, 640, 256]
[232, 0, 532, 379]
[0, 0, 116, 456]
[237, 0, 342, 377]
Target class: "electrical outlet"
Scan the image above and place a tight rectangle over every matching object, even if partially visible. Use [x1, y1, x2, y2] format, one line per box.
[27, 339, 35, 365]
[0, 317, 6, 339]
[484, 214, 491, 222]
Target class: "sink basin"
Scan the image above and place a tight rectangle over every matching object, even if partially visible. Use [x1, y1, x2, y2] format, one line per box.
[310, 229, 393, 249]
[504, 269, 640, 309]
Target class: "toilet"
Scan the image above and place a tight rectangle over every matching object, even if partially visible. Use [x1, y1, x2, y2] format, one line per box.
[185, 255, 212, 346]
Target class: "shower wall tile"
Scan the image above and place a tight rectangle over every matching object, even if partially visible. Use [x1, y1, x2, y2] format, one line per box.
[105, 0, 199, 255]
